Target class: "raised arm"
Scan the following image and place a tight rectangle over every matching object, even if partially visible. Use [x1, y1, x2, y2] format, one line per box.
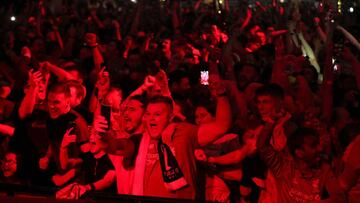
[41, 61, 75, 82]
[112, 20, 122, 42]
[320, 24, 334, 123]
[342, 48, 360, 90]
[337, 25, 360, 51]
[89, 9, 105, 29]
[171, 1, 181, 34]
[297, 32, 321, 74]
[197, 85, 232, 147]
[314, 17, 327, 43]
[129, 1, 142, 35]
[18, 70, 41, 119]
[50, 19, 64, 50]
[85, 33, 104, 74]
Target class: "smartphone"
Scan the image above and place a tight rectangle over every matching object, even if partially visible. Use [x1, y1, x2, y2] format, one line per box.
[200, 70, 209, 86]
[67, 121, 77, 135]
[101, 104, 111, 130]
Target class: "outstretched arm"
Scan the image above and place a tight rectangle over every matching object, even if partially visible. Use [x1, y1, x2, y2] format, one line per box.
[41, 61, 75, 82]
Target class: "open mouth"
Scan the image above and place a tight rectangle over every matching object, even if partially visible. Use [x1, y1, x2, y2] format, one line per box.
[149, 123, 158, 130]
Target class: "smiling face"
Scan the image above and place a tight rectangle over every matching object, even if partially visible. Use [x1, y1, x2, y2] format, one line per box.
[47, 92, 70, 119]
[144, 102, 173, 139]
[122, 99, 145, 134]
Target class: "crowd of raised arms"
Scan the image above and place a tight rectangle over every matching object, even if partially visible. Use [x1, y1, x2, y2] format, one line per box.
[0, 0, 359, 202]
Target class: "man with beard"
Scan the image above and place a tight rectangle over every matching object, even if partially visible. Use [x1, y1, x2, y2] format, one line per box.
[257, 126, 346, 202]
[93, 95, 147, 194]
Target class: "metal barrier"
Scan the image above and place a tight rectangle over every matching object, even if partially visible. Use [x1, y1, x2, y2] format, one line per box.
[0, 183, 206, 203]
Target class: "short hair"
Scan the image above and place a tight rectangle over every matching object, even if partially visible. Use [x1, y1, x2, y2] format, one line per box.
[48, 82, 71, 98]
[255, 83, 284, 100]
[147, 96, 173, 112]
[288, 127, 318, 156]
[169, 69, 189, 86]
[128, 94, 147, 107]
[66, 80, 86, 99]
[195, 101, 216, 117]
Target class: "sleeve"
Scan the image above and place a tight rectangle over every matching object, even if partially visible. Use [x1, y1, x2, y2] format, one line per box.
[257, 124, 284, 178]
[75, 116, 89, 144]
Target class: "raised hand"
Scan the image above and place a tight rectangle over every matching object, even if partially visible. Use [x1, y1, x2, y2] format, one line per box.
[194, 149, 207, 162]
[39, 156, 49, 170]
[84, 33, 98, 47]
[93, 115, 108, 133]
[61, 127, 77, 149]
[143, 75, 156, 90]
[95, 67, 110, 92]
[28, 69, 43, 87]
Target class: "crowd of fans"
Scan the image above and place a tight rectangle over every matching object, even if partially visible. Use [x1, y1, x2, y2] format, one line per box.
[0, 0, 359, 202]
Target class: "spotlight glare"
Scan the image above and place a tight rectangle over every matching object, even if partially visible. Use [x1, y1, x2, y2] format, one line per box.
[349, 7, 354, 13]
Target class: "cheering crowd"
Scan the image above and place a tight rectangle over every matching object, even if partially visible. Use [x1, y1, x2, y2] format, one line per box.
[0, 0, 359, 202]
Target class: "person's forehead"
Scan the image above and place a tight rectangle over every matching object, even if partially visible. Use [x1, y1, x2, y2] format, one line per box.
[257, 95, 273, 101]
[127, 100, 144, 108]
[146, 102, 169, 111]
[48, 92, 66, 100]
[5, 153, 16, 159]
[69, 86, 77, 93]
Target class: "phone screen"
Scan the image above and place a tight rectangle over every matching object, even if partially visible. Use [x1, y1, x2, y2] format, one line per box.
[200, 70, 209, 85]
[101, 104, 111, 130]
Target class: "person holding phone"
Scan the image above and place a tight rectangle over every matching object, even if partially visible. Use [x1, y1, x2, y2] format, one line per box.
[42, 83, 90, 186]
[93, 95, 147, 195]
